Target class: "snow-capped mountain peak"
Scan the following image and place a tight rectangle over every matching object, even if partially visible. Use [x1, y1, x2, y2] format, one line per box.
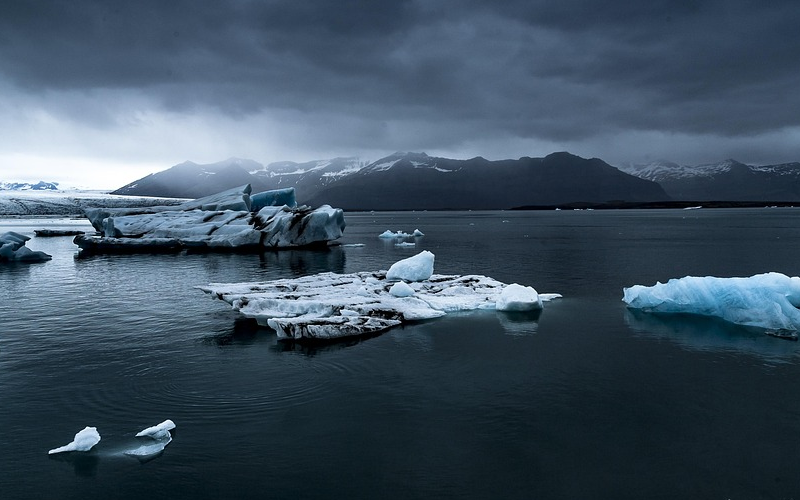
[0, 181, 59, 191]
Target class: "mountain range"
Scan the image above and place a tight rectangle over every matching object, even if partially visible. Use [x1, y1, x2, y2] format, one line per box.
[0, 181, 59, 191]
[109, 152, 800, 209]
[112, 152, 669, 210]
[618, 159, 800, 201]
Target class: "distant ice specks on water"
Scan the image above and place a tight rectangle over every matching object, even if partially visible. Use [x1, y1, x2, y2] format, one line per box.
[623, 272, 800, 333]
[379, 228, 424, 238]
[199, 250, 561, 341]
[0, 231, 52, 263]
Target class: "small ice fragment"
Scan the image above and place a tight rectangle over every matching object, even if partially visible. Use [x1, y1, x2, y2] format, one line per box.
[395, 241, 415, 247]
[386, 250, 434, 282]
[340, 308, 360, 316]
[390, 281, 415, 297]
[48, 426, 101, 454]
[125, 437, 172, 458]
[413, 229, 424, 236]
[379, 230, 408, 238]
[136, 419, 175, 439]
[496, 283, 543, 312]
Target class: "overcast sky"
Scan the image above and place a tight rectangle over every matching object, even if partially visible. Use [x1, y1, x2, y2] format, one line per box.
[1, 0, 799, 188]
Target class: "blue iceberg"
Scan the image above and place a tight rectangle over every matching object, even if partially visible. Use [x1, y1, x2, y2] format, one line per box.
[623, 272, 800, 332]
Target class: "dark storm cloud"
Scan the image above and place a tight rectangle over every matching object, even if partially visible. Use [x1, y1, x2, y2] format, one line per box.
[1, 0, 799, 153]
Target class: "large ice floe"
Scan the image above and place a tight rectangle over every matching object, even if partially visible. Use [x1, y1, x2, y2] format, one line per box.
[623, 272, 800, 334]
[199, 251, 561, 340]
[75, 184, 345, 252]
[0, 231, 52, 262]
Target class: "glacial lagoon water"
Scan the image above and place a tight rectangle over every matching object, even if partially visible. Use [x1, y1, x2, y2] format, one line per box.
[3, 209, 800, 499]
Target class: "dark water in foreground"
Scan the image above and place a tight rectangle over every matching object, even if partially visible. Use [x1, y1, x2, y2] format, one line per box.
[3, 209, 800, 499]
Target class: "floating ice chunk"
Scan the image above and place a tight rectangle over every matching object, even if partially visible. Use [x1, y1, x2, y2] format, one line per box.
[386, 250, 434, 282]
[539, 293, 563, 302]
[84, 184, 252, 231]
[496, 283, 543, 312]
[379, 230, 410, 238]
[48, 426, 101, 454]
[413, 229, 424, 237]
[75, 203, 345, 252]
[136, 419, 175, 439]
[623, 272, 800, 331]
[0, 231, 52, 262]
[125, 437, 172, 458]
[390, 281, 416, 297]
[395, 241, 416, 247]
[199, 251, 561, 341]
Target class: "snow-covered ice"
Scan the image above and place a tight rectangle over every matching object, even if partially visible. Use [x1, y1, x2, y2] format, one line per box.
[199, 251, 560, 340]
[0, 231, 52, 263]
[390, 281, 416, 297]
[496, 283, 543, 312]
[379, 228, 424, 239]
[386, 250, 434, 282]
[48, 427, 101, 454]
[623, 272, 800, 332]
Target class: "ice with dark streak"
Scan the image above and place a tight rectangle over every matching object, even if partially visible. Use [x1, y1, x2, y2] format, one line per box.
[199, 251, 561, 340]
[76, 185, 344, 251]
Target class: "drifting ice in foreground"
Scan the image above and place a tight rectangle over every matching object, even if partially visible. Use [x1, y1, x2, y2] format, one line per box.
[0, 231, 52, 263]
[199, 251, 561, 340]
[75, 185, 346, 252]
[623, 272, 800, 332]
[126, 419, 176, 458]
[48, 426, 101, 454]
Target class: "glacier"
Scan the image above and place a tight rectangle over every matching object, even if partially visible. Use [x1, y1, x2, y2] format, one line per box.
[0, 231, 52, 263]
[199, 251, 560, 341]
[75, 185, 345, 252]
[623, 272, 800, 333]
[48, 427, 101, 454]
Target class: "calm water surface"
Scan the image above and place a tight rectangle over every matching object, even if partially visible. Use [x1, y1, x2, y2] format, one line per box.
[2, 209, 800, 499]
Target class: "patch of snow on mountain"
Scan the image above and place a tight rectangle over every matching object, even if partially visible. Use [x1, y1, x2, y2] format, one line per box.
[369, 159, 402, 172]
[619, 159, 742, 181]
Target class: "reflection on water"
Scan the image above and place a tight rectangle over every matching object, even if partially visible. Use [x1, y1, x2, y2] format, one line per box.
[625, 308, 800, 360]
[48, 451, 100, 477]
[496, 310, 542, 336]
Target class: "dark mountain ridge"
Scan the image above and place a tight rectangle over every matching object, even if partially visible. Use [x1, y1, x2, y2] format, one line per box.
[112, 152, 670, 209]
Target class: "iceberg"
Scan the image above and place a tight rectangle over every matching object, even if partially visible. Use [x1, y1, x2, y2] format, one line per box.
[386, 250, 434, 282]
[199, 251, 560, 340]
[0, 231, 52, 263]
[75, 185, 346, 252]
[83, 184, 254, 232]
[623, 272, 800, 332]
[379, 230, 411, 238]
[496, 283, 543, 312]
[48, 426, 101, 454]
[378, 229, 424, 239]
[250, 187, 296, 212]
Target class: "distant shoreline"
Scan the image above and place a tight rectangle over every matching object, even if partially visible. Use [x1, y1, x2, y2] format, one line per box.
[511, 200, 798, 210]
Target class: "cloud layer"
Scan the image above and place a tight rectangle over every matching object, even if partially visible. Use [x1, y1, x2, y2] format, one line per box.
[1, 0, 799, 187]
